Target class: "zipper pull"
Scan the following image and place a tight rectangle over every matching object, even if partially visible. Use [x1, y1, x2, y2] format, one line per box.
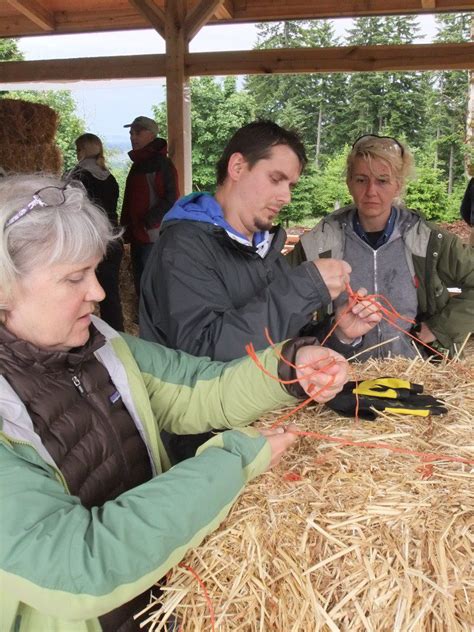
[71, 375, 85, 396]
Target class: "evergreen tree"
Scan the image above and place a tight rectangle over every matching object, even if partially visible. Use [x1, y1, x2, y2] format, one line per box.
[344, 16, 429, 145]
[427, 13, 471, 192]
[153, 76, 256, 191]
[0, 38, 23, 61]
[245, 20, 348, 165]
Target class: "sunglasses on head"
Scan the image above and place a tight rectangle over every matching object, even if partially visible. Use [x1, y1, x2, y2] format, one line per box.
[352, 134, 405, 157]
[4, 185, 70, 229]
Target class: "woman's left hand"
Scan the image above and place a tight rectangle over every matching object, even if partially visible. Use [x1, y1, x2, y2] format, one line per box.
[294, 345, 348, 403]
[334, 287, 382, 342]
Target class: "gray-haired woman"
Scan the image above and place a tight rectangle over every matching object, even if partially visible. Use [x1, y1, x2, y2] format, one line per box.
[289, 134, 474, 360]
[0, 175, 348, 632]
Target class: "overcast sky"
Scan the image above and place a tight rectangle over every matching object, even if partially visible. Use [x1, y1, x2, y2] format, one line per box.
[7, 17, 436, 145]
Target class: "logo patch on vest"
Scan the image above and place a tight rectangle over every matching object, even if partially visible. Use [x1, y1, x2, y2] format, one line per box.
[109, 390, 121, 404]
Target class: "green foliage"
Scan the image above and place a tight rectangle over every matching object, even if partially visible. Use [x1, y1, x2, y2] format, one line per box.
[4, 90, 85, 171]
[405, 155, 450, 221]
[110, 162, 131, 215]
[153, 76, 256, 191]
[310, 150, 353, 219]
[0, 38, 23, 62]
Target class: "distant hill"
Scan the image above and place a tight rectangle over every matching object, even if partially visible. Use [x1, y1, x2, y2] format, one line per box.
[105, 137, 130, 168]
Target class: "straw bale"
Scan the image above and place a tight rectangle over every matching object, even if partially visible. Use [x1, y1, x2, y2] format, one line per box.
[0, 98, 58, 145]
[0, 141, 63, 175]
[144, 354, 474, 631]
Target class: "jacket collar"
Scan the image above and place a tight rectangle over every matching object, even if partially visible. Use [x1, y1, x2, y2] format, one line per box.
[0, 324, 106, 373]
[128, 137, 167, 163]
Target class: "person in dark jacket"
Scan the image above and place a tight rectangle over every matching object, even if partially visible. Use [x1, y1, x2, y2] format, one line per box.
[69, 132, 124, 331]
[121, 116, 179, 296]
[140, 121, 380, 362]
[460, 176, 474, 246]
[139, 122, 380, 461]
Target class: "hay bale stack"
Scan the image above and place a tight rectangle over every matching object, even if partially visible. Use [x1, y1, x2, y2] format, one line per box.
[144, 355, 473, 631]
[0, 98, 62, 174]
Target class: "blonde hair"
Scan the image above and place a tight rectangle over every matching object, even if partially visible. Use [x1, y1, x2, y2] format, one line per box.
[346, 135, 415, 200]
[75, 133, 107, 170]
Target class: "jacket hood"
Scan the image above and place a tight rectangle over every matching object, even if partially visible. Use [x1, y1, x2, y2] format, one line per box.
[128, 137, 168, 163]
[71, 158, 111, 181]
[163, 192, 269, 248]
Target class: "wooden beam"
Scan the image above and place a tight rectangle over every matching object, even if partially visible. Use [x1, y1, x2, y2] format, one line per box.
[185, 0, 226, 42]
[421, 0, 437, 7]
[213, 0, 234, 20]
[128, 0, 165, 38]
[7, 0, 54, 31]
[1, 1, 473, 37]
[1, 43, 473, 84]
[0, 55, 166, 82]
[186, 42, 474, 74]
[165, 0, 192, 194]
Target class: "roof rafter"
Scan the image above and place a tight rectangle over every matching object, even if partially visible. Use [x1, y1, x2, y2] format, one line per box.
[213, 0, 234, 20]
[185, 0, 227, 42]
[127, 0, 165, 38]
[7, 0, 55, 31]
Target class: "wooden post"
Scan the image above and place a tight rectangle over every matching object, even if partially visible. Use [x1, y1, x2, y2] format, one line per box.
[165, 0, 192, 194]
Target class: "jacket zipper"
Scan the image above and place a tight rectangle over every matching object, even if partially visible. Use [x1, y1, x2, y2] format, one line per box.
[373, 249, 383, 356]
[71, 374, 85, 396]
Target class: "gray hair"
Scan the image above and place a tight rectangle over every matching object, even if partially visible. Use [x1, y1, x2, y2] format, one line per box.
[0, 174, 117, 311]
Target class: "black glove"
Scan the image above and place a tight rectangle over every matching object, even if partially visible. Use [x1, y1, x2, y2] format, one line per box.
[326, 377, 447, 420]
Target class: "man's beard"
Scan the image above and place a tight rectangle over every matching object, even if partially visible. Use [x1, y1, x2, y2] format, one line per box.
[253, 216, 273, 233]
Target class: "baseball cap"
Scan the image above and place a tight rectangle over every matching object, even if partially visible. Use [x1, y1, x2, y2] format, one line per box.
[123, 116, 158, 135]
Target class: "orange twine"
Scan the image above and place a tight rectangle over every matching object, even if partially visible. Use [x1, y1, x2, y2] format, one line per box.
[178, 563, 216, 632]
[246, 287, 473, 467]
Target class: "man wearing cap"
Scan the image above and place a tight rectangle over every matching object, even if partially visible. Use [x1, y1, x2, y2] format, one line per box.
[121, 115, 179, 296]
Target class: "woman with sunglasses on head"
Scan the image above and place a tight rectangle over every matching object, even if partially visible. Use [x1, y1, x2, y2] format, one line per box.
[289, 135, 474, 360]
[0, 174, 349, 632]
[68, 132, 124, 331]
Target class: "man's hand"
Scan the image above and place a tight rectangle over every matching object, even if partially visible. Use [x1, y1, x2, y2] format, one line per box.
[334, 287, 382, 343]
[313, 259, 352, 300]
[259, 425, 299, 470]
[294, 345, 348, 403]
[417, 322, 436, 344]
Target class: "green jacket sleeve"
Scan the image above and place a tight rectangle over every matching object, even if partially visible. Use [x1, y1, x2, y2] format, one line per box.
[0, 426, 270, 621]
[121, 334, 297, 435]
[425, 232, 474, 348]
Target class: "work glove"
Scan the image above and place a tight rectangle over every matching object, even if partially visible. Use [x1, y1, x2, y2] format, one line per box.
[325, 377, 447, 420]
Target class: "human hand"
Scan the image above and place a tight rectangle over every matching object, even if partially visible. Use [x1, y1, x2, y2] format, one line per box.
[294, 345, 348, 402]
[259, 425, 299, 470]
[313, 259, 352, 300]
[334, 287, 382, 342]
[417, 322, 436, 344]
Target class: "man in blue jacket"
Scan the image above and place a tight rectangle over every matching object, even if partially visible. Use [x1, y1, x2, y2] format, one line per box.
[140, 121, 378, 364]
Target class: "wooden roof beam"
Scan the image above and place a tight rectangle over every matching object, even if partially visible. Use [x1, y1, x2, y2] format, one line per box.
[421, 0, 437, 7]
[7, 0, 55, 31]
[186, 42, 474, 74]
[1, 43, 472, 84]
[128, 0, 165, 38]
[185, 0, 227, 42]
[213, 1, 234, 20]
